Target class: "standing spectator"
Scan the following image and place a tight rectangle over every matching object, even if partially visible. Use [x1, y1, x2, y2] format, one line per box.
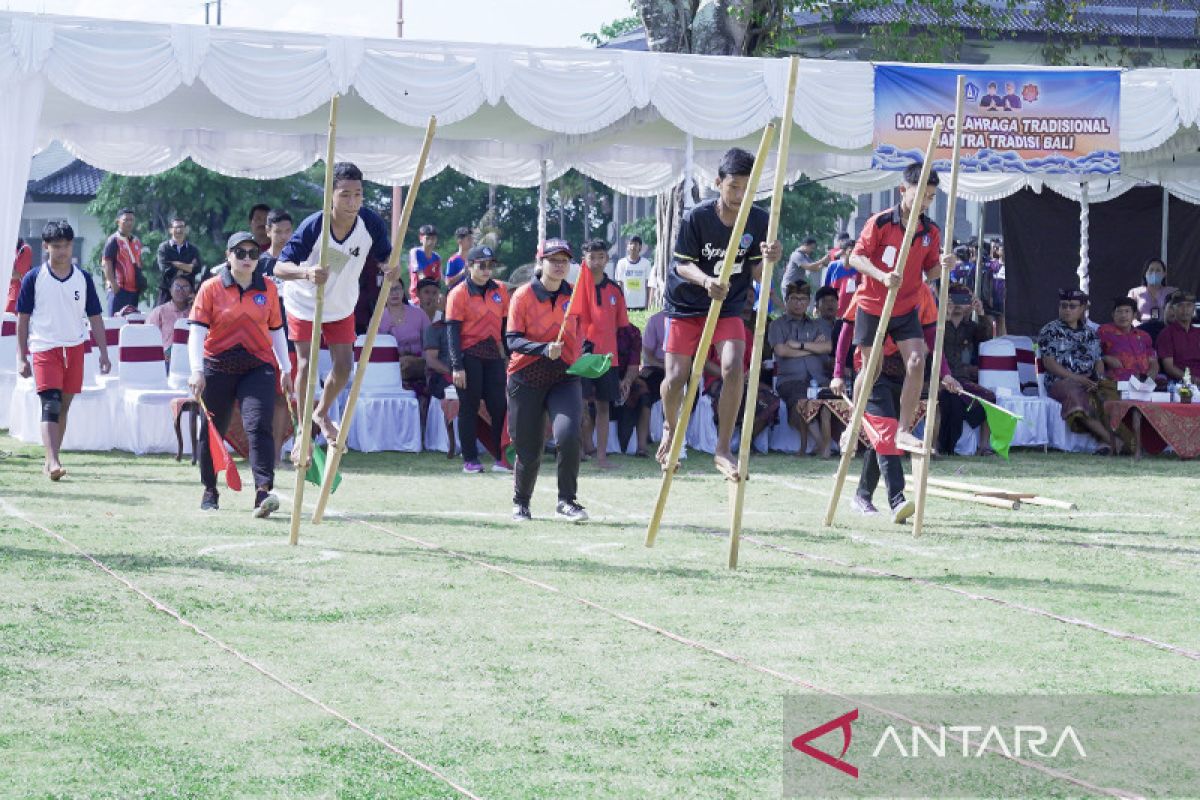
[155, 217, 202, 306]
[1099, 297, 1159, 382]
[408, 224, 441, 301]
[444, 226, 472, 290]
[1157, 291, 1200, 380]
[274, 162, 398, 458]
[615, 236, 650, 310]
[937, 285, 995, 456]
[505, 239, 588, 523]
[769, 283, 834, 457]
[781, 237, 830, 294]
[146, 275, 194, 361]
[446, 245, 510, 474]
[256, 209, 293, 277]
[102, 208, 144, 315]
[15, 221, 110, 481]
[380, 280, 431, 390]
[984, 240, 1006, 336]
[1128, 258, 1177, 324]
[257, 209, 296, 465]
[948, 245, 974, 285]
[579, 238, 630, 469]
[188, 231, 290, 515]
[248, 203, 271, 252]
[1038, 289, 1118, 453]
[6, 237, 33, 313]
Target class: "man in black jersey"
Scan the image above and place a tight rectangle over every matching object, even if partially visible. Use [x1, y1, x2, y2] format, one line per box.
[659, 148, 782, 481]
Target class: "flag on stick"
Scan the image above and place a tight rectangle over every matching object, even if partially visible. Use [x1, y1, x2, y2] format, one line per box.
[962, 390, 1021, 460]
[285, 395, 341, 493]
[199, 400, 242, 491]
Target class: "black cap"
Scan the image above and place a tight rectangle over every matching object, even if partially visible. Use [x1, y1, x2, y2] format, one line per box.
[455, 226, 472, 238]
[419, 224, 438, 236]
[538, 238, 572, 258]
[468, 245, 495, 262]
[226, 231, 257, 251]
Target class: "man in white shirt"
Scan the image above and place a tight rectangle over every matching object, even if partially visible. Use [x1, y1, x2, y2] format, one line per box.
[15, 220, 110, 481]
[273, 162, 400, 453]
[615, 236, 650, 310]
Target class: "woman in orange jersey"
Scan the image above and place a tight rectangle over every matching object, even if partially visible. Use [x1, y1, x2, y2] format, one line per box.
[505, 239, 588, 523]
[188, 232, 291, 517]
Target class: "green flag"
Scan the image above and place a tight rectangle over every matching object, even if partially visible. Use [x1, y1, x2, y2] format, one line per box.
[306, 443, 342, 493]
[965, 391, 1021, 460]
[566, 352, 612, 379]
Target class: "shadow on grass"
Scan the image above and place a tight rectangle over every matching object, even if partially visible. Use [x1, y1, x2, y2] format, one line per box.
[5, 488, 151, 505]
[919, 571, 1182, 598]
[0, 544, 275, 577]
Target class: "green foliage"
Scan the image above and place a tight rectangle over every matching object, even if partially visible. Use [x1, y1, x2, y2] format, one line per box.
[777, 177, 857, 254]
[581, 14, 643, 46]
[621, 216, 657, 252]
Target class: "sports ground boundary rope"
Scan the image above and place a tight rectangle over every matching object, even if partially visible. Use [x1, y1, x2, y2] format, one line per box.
[0, 498, 483, 800]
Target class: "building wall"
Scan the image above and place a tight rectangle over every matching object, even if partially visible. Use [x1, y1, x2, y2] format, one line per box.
[20, 201, 106, 269]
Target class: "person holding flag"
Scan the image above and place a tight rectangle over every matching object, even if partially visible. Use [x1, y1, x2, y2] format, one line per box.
[505, 238, 592, 523]
[189, 232, 292, 516]
[579, 238, 631, 470]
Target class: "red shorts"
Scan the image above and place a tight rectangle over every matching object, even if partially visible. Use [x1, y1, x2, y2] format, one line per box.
[287, 314, 356, 346]
[32, 344, 85, 394]
[664, 316, 745, 356]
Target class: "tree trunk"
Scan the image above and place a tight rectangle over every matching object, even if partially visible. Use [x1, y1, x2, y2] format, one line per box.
[650, 183, 683, 308]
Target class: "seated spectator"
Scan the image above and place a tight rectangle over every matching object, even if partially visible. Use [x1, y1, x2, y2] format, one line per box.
[408, 224, 441, 302]
[768, 283, 835, 457]
[145, 275, 194, 362]
[422, 315, 455, 454]
[612, 322, 651, 457]
[1098, 297, 1159, 382]
[1157, 291, 1200, 381]
[380, 280, 431, 388]
[813, 285, 840, 353]
[1128, 258, 1177, 324]
[415, 277, 443, 322]
[1038, 289, 1120, 454]
[638, 307, 667, 422]
[937, 285, 995, 456]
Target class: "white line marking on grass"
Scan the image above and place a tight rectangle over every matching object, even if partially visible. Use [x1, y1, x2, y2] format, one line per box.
[352, 515, 1140, 800]
[0, 497, 483, 800]
[197, 540, 343, 564]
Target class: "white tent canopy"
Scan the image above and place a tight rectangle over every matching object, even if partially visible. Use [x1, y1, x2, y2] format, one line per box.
[3, 10, 1200, 290]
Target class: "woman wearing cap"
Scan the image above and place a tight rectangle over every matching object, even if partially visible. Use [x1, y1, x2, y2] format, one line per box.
[189, 232, 292, 514]
[505, 239, 588, 523]
[446, 245, 510, 474]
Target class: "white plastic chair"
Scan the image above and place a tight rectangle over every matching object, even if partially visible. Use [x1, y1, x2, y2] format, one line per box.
[339, 334, 421, 452]
[0, 313, 18, 429]
[977, 338, 1022, 397]
[116, 323, 185, 453]
[167, 319, 191, 390]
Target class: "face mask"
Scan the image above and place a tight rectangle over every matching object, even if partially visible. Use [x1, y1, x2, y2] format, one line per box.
[1147, 273, 1163, 286]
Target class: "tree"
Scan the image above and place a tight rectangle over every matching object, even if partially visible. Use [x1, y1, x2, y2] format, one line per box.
[581, 3, 643, 46]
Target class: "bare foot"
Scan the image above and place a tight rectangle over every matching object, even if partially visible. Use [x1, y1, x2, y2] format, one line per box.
[894, 430, 927, 455]
[49, 466, 66, 481]
[314, 412, 340, 445]
[595, 458, 620, 470]
[655, 428, 673, 468]
[291, 438, 311, 468]
[713, 451, 739, 482]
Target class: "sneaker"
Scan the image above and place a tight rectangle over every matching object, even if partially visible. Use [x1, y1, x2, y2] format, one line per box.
[851, 495, 879, 516]
[491, 461, 513, 473]
[253, 491, 280, 519]
[555, 499, 589, 523]
[891, 496, 916, 524]
[512, 503, 532, 522]
[463, 461, 484, 474]
[200, 489, 219, 512]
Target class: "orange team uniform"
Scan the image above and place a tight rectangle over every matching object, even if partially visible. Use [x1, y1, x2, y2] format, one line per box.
[583, 276, 630, 364]
[506, 279, 587, 377]
[446, 279, 510, 352]
[190, 270, 283, 364]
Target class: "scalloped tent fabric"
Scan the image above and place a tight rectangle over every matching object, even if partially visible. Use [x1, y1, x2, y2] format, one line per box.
[3, 11, 1200, 291]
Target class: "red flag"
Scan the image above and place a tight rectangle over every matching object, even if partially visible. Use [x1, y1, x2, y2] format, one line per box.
[203, 411, 243, 491]
[861, 412, 902, 456]
[566, 263, 596, 327]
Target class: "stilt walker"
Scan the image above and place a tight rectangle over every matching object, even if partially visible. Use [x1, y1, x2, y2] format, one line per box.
[913, 75, 967, 538]
[289, 95, 339, 546]
[310, 116, 438, 525]
[644, 123, 775, 549]
[822, 121, 942, 528]
[727, 57, 799, 569]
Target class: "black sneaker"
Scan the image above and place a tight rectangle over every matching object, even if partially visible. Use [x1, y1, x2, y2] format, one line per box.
[850, 495, 878, 516]
[200, 489, 219, 512]
[555, 499, 589, 523]
[512, 503, 532, 522]
[891, 495, 915, 524]
[253, 490, 280, 519]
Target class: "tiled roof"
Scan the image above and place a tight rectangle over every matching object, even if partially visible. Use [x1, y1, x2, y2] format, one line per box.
[26, 160, 105, 201]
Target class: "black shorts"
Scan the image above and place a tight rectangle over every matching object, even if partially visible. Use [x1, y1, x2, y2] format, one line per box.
[583, 368, 621, 403]
[639, 366, 665, 404]
[853, 306, 923, 347]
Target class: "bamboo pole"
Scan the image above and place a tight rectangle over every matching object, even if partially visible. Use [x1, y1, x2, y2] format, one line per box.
[644, 122, 776, 549]
[822, 121, 942, 527]
[913, 75, 967, 539]
[911, 482, 1021, 511]
[727, 56, 799, 570]
[289, 94, 339, 546]
[926, 476, 1077, 510]
[311, 116, 438, 525]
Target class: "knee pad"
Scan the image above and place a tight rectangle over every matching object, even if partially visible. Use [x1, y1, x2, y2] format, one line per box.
[39, 389, 63, 423]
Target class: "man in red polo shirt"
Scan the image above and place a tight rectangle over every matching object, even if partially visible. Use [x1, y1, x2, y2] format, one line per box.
[1157, 291, 1200, 380]
[848, 161, 953, 452]
[579, 239, 631, 469]
[102, 208, 144, 315]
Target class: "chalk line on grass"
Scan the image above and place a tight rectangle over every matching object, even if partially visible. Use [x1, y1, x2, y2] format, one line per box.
[352, 514, 1140, 800]
[0, 497, 483, 800]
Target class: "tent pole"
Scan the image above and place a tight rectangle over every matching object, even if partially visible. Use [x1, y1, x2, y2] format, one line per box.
[972, 201, 985, 323]
[683, 134, 695, 209]
[537, 160, 548, 245]
[1161, 186, 1169, 263]
[1077, 182, 1090, 294]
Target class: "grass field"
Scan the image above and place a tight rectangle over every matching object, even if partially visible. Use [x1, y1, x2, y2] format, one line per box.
[1, 433, 1197, 798]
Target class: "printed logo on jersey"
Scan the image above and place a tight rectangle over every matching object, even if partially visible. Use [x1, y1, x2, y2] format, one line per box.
[740, 233, 754, 249]
[921, 235, 930, 246]
[492, 292, 502, 304]
[253, 293, 267, 306]
[610, 295, 617, 305]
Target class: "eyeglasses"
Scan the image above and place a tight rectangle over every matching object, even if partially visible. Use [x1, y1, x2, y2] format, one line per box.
[473, 261, 495, 269]
[1059, 302, 1082, 310]
[232, 247, 260, 261]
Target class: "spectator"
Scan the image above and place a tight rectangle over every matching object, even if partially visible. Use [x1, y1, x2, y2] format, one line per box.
[768, 283, 834, 457]
[256, 208, 294, 467]
[380, 280, 432, 391]
[813, 285, 840, 348]
[638, 308, 667, 444]
[579, 239, 630, 469]
[6, 237, 33, 313]
[937, 285, 994, 456]
[146, 275, 194, 361]
[102, 208, 144, 315]
[781, 237, 830, 294]
[446, 244, 510, 474]
[613, 322, 651, 457]
[256, 209, 293, 277]
[155, 217, 202, 306]
[409, 224, 441, 301]
[15, 220, 110, 481]
[615, 236, 650, 310]
[1128, 258, 1177, 324]
[949, 245, 974, 285]
[984, 240, 1006, 336]
[1157, 291, 1200, 380]
[444, 226, 472, 290]
[423, 313, 456, 454]
[248, 203, 271, 252]
[1037, 289, 1119, 454]
[415, 277, 442, 322]
[1098, 297, 1159, 382]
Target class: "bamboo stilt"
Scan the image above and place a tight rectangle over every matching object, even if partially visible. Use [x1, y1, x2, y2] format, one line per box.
[645, 123, 776, 549]
[727, 56, 799, 570]
[311, 116, 438, 525]
[913, 482, 1021, 511]
[926, 476, 1077, 510]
